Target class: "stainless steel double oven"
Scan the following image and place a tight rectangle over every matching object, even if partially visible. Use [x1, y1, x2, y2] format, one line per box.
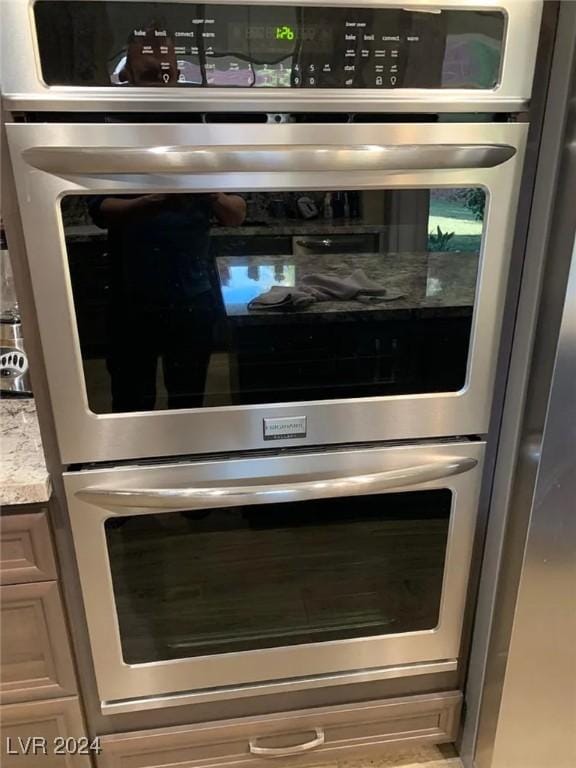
[4, 0, 541, 713]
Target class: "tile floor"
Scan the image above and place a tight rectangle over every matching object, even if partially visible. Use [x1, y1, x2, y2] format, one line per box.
[307, 745, 463, 768]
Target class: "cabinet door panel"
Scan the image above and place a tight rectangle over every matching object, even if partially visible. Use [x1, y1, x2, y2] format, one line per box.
[1, 582, 77, 704]
[1, 697, 91, 768]
[0, 512, 56, 585]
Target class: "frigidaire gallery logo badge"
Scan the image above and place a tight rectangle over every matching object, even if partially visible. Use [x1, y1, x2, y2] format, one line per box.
[263, 416, 307, 440]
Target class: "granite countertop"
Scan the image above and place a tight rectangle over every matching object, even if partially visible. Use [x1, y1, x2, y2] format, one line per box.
[0, 400, 51, 506]
[214, 219, 385, 236]
[64, 219, 384, 241]
[217, 251, 478, 320]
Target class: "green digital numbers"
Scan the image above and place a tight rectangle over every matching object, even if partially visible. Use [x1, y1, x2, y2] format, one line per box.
[276, 25, 295, 41]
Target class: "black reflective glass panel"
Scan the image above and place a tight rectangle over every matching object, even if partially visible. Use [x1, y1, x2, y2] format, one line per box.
[105, 489, 452, 663]
[61, 189, 485, 413]
[35, 1, 504, 89]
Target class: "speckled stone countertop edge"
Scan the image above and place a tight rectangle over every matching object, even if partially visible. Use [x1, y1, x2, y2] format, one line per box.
[63, 220, 386, 241]
[0, 399, 51, 507]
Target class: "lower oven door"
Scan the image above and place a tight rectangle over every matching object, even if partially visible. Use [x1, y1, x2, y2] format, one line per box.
[64, 440, 484, 710]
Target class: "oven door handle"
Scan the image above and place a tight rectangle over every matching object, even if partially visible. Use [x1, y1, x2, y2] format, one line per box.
[75, 457, 477, 511]
[22, 144, 515, 175]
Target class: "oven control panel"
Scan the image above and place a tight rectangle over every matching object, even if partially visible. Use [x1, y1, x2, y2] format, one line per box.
[35, 2, 505, 90]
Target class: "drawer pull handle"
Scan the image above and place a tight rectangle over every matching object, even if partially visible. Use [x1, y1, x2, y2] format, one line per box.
[249, 728, 325, 757]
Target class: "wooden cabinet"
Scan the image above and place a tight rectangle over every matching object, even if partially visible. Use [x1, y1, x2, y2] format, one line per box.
[0, 512, 57, 585]
[97, 691, 461, 768]
[1, 697, 92, 768]
[1, 504, 90, 767]
[1, 581, 77, 704]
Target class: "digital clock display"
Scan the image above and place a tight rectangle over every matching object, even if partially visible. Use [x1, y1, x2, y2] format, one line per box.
[229, 22, 332, 55]
[276, 25, 295, 40]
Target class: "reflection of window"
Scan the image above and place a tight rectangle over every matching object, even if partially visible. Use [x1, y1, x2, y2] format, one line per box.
[428, 189, 485, 253]
[443, 35, 502, 89]
[218, 263, 296, 309]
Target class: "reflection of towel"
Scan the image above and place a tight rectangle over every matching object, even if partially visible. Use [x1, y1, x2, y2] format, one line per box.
[248, 269, 403, 311]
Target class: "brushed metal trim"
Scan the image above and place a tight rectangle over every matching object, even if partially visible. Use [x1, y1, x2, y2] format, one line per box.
[22, 144, 516, 175]
[2, 93, 532, 114]
[76, 457, 477, 511]
[0, 0, 543, 113]
[488, 233, 576, 768]
[100, 660, 458, 714]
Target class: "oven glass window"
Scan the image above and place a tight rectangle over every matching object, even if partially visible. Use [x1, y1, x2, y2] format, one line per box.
[61, 189, 485, 413]
[105, 489, 451, 663]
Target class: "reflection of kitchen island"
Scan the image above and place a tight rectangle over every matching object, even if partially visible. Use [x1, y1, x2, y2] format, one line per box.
[215, 252, 478, 403]
[62, 219, 389, 242]
[217, 252, 478, 319]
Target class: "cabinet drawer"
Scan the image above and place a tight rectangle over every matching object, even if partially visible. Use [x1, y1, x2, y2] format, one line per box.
[1, 582, 77, 704]
[1, 696, 91, 768]
[98, 691, 461, 768]
[0, 512, 56, 585]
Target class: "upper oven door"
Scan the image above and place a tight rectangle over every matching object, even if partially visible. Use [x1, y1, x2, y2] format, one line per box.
[8, 121, 526, 464]
[1, 0, 543, 113]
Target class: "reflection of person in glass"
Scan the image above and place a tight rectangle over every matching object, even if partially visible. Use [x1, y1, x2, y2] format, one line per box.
[89, 194, 246, 411]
